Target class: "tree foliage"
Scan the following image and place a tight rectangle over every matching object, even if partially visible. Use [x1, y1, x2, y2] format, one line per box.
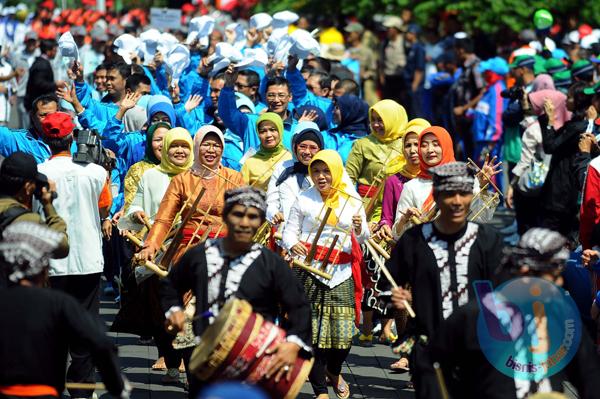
[254, 0, 600, 34]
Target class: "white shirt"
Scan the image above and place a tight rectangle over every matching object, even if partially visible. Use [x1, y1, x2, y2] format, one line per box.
[282, 186, 369, 288]
[265, 159, 312, 225]
[123, 167, 171, 229]
[36, 156, 107, 276]
[513, 116, 545, 178]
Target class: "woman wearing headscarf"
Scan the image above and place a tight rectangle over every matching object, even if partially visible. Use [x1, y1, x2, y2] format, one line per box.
[120, 127, 194, 381]
[345, 99, 408, 226]
[137, 125, 244, 265]
[241, 112, 292, 191]
[323, 94, 370, 163]
[125, 128, 194, 227]
[266, 121, 324, 227]
[392, 126, 499, 239]
[121, 122, 170, 214]
[358, 118, 430, 348]
[507, 81, 570, 234]
[282, 150, 369, 399]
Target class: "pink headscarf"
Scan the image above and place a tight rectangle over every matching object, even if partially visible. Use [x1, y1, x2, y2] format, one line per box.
[191, 125, 225, 173]
[528, 89, 571, 130]
[531, 74, 555, 92]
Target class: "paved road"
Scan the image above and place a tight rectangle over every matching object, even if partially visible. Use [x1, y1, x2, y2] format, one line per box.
[98, 296, 414, 399]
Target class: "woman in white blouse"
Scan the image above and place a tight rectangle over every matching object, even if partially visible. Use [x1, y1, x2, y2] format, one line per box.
[282, 149, 369, 399]
[124, 127, 194, 231]
[266, 121, 324, 227]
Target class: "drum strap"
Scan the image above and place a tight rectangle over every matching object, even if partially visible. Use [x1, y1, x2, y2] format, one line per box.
[216, 256, 232, 309]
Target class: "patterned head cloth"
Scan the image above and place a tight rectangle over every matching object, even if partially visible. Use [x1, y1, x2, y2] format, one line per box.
[223, 187, 267, 216]
[429, 161, 475, 194]
[503, 228, 569, 271]
[0, 222, 63, 283]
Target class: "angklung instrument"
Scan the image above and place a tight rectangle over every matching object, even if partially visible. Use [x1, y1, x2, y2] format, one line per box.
[189, 298, 313, 399]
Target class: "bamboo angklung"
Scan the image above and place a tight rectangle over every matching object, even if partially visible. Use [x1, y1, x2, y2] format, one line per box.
[158, 187, 206, 269]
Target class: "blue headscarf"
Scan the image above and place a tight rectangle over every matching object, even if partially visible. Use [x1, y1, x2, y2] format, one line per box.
[331, 94, 370, 136]
[146, 95, 176, 126]
[276, 122, 324, 187]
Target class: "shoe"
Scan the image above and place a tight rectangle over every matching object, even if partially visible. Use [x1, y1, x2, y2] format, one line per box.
[358, 333, 373, 347]
[379, 333, 398, 345]
[162, 368, 180, 384]
[103, 285, 115, 296]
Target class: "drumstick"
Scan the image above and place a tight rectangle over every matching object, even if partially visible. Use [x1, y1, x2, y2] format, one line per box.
[365, 240, 415, 318]
[305, 207, 332, 265]
[65, 383, 105, 390]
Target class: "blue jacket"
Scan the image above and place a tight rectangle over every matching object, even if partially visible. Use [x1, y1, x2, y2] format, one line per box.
[222, 130, 244, 171]
[286, 68, 335, 128]
[0, 127, 50, 163]
[75, 81, 118, 132]
[218, 87, 296, 152]
[471, 80, 508, 143]
[322, 130, 363, 164]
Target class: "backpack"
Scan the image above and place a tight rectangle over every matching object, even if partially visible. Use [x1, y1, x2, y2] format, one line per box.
[516, 150, 552, 197]
[0, 206, 30, 236]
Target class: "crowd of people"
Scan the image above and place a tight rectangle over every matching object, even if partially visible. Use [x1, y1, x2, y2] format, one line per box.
[3, 1, 600, 399]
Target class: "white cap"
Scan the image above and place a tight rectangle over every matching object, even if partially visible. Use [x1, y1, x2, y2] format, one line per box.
[226, 22, 246, 50]
[207, 42, 244, 64]
[272, 11, 299, 28]
[289, 29, 320, 59]
[235, 47, 269, 70]
[250, 13, 272, 30]
[58, 31, 79, 61]
[164, 44, 190, 86]
[157, 32, 179, 55]
[139, 28, 161, 65]
[566, 30, 580, 45]
[114, 33, 141, 65]
[187, 15, 215, 47]
[581, 31, 600, 49]
[273, 35, 294, 63]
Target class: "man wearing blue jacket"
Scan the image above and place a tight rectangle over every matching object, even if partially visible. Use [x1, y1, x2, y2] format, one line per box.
[219, 65, 297, 151]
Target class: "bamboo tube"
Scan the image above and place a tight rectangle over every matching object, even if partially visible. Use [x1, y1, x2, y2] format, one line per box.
[305, 207, 332, 264]
[367, 238, 390, 260]
[124, 231, 143, 248]
[292, 259, 333, 280]
[144, 260, 169, 278]
[365, 240, 415, 318]
[467, 157, 503, 197]
[433, 362, 450, 399]
[65, 383, 105, 390]
[319, 235, 339, 271]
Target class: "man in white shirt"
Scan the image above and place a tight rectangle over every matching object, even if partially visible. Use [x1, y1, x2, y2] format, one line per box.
[34, 111, 110, 399]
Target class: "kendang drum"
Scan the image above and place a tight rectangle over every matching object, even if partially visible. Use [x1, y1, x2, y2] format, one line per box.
[189, 298, 313, 399]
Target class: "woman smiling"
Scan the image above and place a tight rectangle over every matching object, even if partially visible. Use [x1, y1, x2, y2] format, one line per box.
[241, 112, 292, 191]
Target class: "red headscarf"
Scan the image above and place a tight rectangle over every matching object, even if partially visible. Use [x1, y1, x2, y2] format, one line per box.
[417, 126, 456, 179]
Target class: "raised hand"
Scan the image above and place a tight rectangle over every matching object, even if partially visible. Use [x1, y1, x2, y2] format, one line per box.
[71, 61, 84, 83]
[223, 64, 237, 87]
[116, 92, 141, 120]
[477, 154, 502, 188]
[287, 54, 299, 71]
[185, 94, 204, 113]
[297, 110, 318, 123]
[56, 83, 75, 104]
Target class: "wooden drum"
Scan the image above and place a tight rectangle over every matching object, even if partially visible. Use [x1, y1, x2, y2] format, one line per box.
[189, 298, 313, 399]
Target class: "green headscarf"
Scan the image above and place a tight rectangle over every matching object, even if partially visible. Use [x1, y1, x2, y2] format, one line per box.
[255, 112, 286, 159]
[144, 122, 171, 164]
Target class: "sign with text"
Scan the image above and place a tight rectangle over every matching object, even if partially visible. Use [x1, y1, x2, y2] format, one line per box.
[150, 8, 182, 30]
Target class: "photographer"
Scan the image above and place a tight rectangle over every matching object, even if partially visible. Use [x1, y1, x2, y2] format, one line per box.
[33, 111, 111, 399]
[0, 151, 68, 287]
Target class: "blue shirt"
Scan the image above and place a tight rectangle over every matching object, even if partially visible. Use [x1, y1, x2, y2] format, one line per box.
[0, 127, 50, 163]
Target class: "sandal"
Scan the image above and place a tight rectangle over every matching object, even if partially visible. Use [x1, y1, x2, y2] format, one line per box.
[379, 333, 398, 345]
[358, 333, 373, 347]
[152, 357, 166, 371]
[162, 368, 180, 384]
[326, 371, 350, 399]
[390, 357, 410, 372]
[179, 359, 186, 374]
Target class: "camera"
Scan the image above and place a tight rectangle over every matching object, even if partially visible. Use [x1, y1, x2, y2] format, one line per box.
[501, 85, 525, 101]
[33, 174, 57, 201]
[72, 129, 116, 171]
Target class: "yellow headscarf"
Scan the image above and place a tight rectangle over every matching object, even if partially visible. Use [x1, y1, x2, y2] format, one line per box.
[369, 99, 408, 143]
[309, 150, 348, 224]
[156, 127, 194, 176]
[385, 118, 431, 176]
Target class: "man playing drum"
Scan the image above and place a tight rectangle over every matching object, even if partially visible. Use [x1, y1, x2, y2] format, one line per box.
[160, 186, 311, 397]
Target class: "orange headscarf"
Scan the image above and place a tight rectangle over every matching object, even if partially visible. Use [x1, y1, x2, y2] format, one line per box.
[417, 126, 455, 179]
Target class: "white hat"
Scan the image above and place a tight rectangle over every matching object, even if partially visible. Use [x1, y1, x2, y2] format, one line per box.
[565, 30, 580, 45]
[208, 42, 244, 64]
[58, 31, 79, 61]
[272, 11, 299, 28]
[235, 47, 269, 70]
[157, 32, 179, 55]
[114, 33, 141, 65]
[187, 15, 215, 47]
[164, 44, 190, 86]
[382, 16, 403, 30]
[581, 31, 600, 49]
[320, 43, 346, 61]
[139, 28, 161, 65]
[273, 35, 294, 63]
[226, 22, 246, 50]
[289, 29, 320, 59]
[250, 13, 272, 30]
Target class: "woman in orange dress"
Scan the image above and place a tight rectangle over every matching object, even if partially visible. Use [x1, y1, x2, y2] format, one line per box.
[137, 125, 244, 265]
